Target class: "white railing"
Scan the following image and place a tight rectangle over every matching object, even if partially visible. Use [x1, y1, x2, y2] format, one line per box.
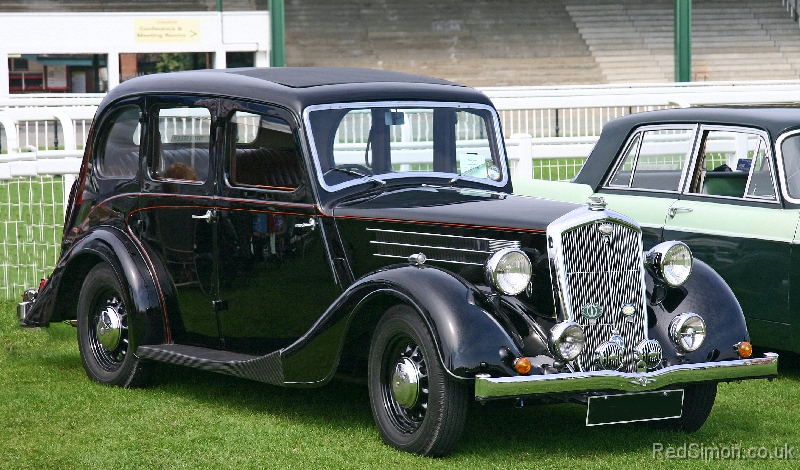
[2, 79, 800, 186]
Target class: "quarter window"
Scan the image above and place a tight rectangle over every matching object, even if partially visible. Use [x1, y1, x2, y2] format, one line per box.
[153, 106, 212, 182]
[607, 128, 695, 192]
[781, 134, 800, 200]
[227, 111, 303, 191]
[689, 129, 775, 200]
[96, 105, 141, 178]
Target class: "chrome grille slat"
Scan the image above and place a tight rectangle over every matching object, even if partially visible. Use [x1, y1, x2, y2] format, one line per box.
[557, 219, 646, 373]
[368, 228, 520, 265]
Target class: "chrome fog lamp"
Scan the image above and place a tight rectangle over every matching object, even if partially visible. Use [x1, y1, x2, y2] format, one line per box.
[484, 248, 532, 296]
[646, 241, 693, 287]
[549, 321, 586, 362]
[634, 339, 663, 370]
[669, 313, 707, 353]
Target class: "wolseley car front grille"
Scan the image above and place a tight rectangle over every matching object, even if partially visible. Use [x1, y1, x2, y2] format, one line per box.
[368, 228, 520, 265]
[559, 220, 646, 373]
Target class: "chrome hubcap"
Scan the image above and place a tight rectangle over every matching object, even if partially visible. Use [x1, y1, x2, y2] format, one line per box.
[392, 357, 421, 409]
[96, 302, 123, 350]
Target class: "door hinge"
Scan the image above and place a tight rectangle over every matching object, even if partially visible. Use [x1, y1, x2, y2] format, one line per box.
[212, 300, 229, 312]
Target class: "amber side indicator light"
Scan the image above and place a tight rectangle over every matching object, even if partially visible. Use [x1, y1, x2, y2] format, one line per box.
[514, 357, 532, 375]
[736, 341, 753, 359]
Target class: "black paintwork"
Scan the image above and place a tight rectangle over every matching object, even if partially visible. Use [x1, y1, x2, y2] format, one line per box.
[23, 69, 753, 389]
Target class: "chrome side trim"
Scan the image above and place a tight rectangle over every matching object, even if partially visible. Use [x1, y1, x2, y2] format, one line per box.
[474, 353, 778, 399]
[776, 129, 800, 205]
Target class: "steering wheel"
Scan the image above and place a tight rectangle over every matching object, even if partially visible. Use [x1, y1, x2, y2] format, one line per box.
[324, 164, 374, 177]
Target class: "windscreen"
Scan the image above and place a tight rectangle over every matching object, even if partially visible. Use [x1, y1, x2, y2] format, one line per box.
[306, 104, 505, 189]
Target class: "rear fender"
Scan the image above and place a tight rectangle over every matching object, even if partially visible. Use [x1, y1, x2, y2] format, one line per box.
[25, 227, 166, 349]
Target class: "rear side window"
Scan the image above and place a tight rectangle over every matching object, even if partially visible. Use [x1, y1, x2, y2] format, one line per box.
[96, 106, 141, 178]
[606, 128, 695, 192]
[227, 111, 303, 191]
[153, 106, 212, 182]
[688, 129, 775, 200]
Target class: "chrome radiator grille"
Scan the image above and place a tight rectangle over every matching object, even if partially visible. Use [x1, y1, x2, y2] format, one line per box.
[559, 220, 646, 372]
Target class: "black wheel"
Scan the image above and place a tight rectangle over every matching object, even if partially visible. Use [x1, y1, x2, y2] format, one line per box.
[368, 305, 469, 457]
[674, 383, 717, 432]
[654, 383, 717, 432]
[77, 262, 150, 387]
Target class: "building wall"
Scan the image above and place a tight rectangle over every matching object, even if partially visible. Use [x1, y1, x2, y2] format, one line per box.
[0, 11, 271, 95]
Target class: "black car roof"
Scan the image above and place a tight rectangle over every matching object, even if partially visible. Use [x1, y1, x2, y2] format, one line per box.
[574, 107, 800, 189]
[99, 67, 492, 116]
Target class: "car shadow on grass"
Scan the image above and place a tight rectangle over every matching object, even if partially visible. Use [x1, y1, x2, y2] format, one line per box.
[143, 359, 793, 460]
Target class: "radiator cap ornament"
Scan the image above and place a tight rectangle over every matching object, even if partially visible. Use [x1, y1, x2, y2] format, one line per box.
[587, 196, 607, 211]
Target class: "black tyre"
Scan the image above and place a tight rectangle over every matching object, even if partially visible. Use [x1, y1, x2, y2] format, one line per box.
[676, 383, 717, 432]
[77, 262, 150, 387]
[368, 305, 469, 457]
[658, 383, 717, 432]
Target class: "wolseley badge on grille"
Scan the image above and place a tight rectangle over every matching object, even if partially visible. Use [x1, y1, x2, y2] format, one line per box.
[581, 303, 603, 324]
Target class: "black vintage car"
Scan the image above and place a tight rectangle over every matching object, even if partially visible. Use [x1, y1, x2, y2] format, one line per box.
[18, 68, 777, 457]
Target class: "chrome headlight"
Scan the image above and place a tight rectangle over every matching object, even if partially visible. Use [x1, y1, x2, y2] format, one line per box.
[646, 241, 693, 287]
[669, 313, 706, 352]
[549, 321, 586, 362]
[484, 248, 532, 296]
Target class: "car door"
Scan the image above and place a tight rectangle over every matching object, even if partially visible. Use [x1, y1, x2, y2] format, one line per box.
[663, 126, 796, 349]
[214, 100, 343, 356]
[137, 95, 220, 349]
[598, 125, 698, 249]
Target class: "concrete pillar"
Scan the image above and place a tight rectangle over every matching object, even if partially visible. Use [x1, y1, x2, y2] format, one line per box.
[107, 52, 120, 90]
[0, 51, 9, 96]
[254, 50, 269, 67]
[214, 50, 227, 69]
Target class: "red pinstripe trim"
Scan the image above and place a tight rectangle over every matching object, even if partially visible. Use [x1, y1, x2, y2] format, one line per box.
[333, 215, 545, 234]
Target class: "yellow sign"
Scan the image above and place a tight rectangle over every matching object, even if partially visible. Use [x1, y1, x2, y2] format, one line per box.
[135, 18, 201, 43]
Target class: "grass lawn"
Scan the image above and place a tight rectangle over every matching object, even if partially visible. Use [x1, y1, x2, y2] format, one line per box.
[3, 301, 800, 470]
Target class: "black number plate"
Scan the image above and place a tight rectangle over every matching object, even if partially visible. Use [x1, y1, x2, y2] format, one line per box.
[586, 389, 684, 426]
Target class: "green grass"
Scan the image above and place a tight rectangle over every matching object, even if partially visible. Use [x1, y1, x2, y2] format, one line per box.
[2, 300, 800, 469]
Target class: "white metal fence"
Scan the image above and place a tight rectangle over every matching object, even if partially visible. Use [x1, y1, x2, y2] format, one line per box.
[2, 80, 800, 298]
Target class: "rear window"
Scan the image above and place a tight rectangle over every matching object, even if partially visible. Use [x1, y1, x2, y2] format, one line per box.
[96, 106, 141, 178]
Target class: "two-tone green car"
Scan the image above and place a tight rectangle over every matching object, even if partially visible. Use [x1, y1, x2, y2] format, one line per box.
[515, 108, 800, 353]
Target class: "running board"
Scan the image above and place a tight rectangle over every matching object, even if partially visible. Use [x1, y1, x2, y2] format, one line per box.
[136, 344, 284, 385]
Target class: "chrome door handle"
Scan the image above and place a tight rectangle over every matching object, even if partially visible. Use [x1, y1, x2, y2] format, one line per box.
[192, 209, 215, 223]
[668, 207, 693, 218]
[294, 217, 316, 230]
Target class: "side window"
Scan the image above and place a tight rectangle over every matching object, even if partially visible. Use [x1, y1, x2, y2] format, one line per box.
[227, 111, 303, 191]
[689, 129, 775, 200]
[153, 106, 212, 182]
[96, 105, 141, 178]
[607, 128, 695, 192]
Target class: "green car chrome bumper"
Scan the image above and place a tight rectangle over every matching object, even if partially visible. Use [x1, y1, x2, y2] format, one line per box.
[474, 353, 778, 400]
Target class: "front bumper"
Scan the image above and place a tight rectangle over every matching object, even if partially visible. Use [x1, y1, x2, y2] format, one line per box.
[474, 353, 778, 400]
